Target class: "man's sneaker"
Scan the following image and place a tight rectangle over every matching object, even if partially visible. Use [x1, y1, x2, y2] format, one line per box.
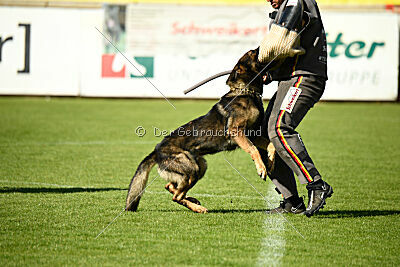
[304, 180, 333, 217]
[266, 196, 306, 214]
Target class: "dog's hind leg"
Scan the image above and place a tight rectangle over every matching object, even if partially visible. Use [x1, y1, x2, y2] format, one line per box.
[174, 156, 208, 213]
[163, 177, 207, 213]
[164, 182, 202, 205]
[174, 178, 208, 214]
[164, 182, 201, 205]
[173, 155, 207, 204]
[159, 154, 208, 213]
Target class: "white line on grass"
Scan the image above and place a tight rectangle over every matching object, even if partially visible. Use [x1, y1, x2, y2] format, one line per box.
[224, 158, 304, 240]
[0, 140, 158, 147]
[257, 182, 286, 267]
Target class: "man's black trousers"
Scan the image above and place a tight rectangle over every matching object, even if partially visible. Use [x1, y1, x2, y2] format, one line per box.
[261, 75, 326, 198]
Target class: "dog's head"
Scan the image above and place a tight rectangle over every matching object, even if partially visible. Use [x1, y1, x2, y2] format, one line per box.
[226, 48, 265, 94]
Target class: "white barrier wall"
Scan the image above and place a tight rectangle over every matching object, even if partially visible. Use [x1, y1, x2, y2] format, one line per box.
[323, 12, 399, 101]
[0, 7, 102, 96]
[0, 5, 398, 100]
[81, 4, 271, 99]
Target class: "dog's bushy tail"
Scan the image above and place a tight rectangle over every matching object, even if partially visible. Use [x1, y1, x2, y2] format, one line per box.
[126, 151, 157, 212]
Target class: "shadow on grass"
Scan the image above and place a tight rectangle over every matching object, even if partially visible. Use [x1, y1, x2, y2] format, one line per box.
[209, 209, 267, 214]
[141, 208, 267, 213]
[317, 210, 400, 218]
[0, 187, 126, 194]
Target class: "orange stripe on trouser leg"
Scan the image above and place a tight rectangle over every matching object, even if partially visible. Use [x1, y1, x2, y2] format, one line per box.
[276, 100, 313, 182]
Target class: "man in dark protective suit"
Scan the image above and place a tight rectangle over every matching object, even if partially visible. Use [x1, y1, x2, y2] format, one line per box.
[258, 0, 333, 217]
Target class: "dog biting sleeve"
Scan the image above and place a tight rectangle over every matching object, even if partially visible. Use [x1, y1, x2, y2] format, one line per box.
[258, 24, 305, 63]
[258, 0, 305, 63]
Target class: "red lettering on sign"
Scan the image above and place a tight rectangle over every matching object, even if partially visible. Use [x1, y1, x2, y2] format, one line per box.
[171, 22, 267, 36]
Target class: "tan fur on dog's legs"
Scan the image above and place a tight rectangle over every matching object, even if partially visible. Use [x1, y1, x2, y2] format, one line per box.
[165, 182, 175, 193]
[267, 142, 276, 171]
[164, 182, 207, 213]
[176, 198, 208, 214]
[173, 179, 208, 213]
[253, 136, 276, 173]
[174, 189, 208, 214]
[232, 134, 266, 179]
[165, 182, 200, 205]
[173, 179, 190, 202]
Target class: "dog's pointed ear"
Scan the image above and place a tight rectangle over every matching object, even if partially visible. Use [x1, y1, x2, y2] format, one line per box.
[251, 47, 263, 71]
[248, 47, 259, 59]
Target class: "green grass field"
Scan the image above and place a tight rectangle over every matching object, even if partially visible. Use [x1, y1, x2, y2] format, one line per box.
[0, 97, 399, 266]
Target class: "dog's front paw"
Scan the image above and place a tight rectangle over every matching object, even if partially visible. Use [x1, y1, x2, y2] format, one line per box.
[266, 142, 276, 174]
[267, 142, 276, 162]
[255, 160, 267, 180]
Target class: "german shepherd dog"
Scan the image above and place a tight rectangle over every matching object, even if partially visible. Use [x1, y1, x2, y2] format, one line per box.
[126, 48, 275, 213]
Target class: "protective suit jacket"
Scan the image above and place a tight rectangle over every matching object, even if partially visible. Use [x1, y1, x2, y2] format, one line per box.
[266, 0, 328, 80]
